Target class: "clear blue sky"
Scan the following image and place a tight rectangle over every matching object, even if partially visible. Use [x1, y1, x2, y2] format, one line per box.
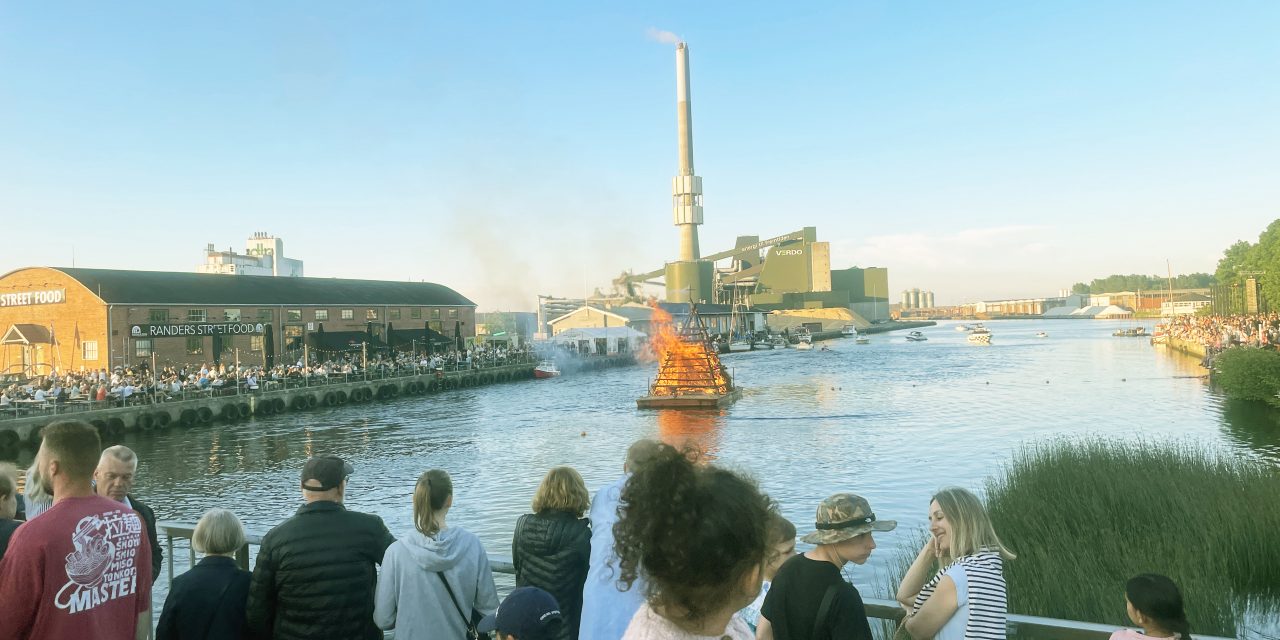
[2, 1, 1277, 308]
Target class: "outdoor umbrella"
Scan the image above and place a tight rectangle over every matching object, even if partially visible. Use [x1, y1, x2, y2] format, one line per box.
[263, 325, 275, 368]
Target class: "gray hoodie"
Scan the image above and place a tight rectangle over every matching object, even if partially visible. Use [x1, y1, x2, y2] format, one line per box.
[373, 526, 499, 640]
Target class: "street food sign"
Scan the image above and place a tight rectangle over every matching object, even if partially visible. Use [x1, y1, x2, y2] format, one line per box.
[0, 289, 66, 307]
[130, 323, 267, 338]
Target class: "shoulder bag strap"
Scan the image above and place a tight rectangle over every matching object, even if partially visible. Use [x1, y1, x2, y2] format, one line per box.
[813, 584, 840, 640]
[436, 572, 475, 631]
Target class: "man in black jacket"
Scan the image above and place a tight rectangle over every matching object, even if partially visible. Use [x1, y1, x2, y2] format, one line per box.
[94, 444, 164, 583]
[246, 455, 395, 640]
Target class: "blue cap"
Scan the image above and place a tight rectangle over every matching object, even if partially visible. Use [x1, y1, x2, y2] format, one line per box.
[477, 587, 562, 639]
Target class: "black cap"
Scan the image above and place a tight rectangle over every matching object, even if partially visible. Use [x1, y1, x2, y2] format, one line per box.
[477, 587, 562, 640]
[300, 455, 353, 491]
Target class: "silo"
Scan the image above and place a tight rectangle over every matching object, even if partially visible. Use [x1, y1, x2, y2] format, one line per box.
[901, 290, 912, 309]
[910, 288, 921, 309]
[923, 291, 935, 308]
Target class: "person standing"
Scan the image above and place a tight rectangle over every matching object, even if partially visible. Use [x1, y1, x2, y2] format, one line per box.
[512, 466, 592, 640]
[0, 420, 153, 640]
[0, 464, 19, 560]
[611, 442, 775, 639]
[758, 493, 897, 640]
[94, 445, 163, 583]
[896, 487, 1014, 640]
[373, 469, 499, 639]
[246, 455, 394, 640]
[579, 439, 661, 640]
[156, 508, 252, 640]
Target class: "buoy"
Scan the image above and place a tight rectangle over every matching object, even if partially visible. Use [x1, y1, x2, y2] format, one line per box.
[580, 431, 587, 437]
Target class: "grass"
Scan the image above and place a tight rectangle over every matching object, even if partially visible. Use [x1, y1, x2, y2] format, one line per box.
[880, 439, 1280, 637]
[979, 438, 1280, 637]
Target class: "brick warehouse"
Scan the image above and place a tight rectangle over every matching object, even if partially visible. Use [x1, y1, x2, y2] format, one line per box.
[0, 267, 476, 375]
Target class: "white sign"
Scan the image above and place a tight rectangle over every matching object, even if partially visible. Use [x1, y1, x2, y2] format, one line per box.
[0, 289, 66, 307]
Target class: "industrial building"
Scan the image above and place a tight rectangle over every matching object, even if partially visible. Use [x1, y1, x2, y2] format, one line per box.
[196, 232, 304, 277]
[605, 42, 890, 323]
[0, 267, 475, 375]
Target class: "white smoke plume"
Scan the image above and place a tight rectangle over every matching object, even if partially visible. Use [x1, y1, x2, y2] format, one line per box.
[646, 27, 681, 45]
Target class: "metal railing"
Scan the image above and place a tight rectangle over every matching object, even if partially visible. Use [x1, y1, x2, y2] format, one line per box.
[156, 521, 1231, 640]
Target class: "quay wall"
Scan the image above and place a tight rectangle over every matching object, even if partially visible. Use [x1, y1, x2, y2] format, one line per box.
[0, 355, 635, 449]
[1166, 337, 1208, 360]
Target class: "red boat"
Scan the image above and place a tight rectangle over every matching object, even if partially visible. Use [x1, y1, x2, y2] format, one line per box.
[534, 361, 560, 378]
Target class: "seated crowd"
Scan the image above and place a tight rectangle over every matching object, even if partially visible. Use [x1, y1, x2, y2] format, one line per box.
[1165, 312, 1280, 352]
[0, 426, 1194, 640]
[0, 345, 537, 413]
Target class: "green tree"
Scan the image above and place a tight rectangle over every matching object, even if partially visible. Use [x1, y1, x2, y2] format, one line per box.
[1071, 282, 1091, 295]
[1215, 240, 1256, 285]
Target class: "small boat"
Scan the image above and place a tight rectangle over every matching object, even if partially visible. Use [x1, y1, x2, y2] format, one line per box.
[1035, 332, 1048, 338]
[841, 325, 858, 337]
[727, 340, 753, 353]
[968, 323, 986, 333]
[793, 339, 813, 351]
[768, 336, 788, 348]
[533, 361, 561, 378]
[855, 335, 870, 345]
[1112, 327, 1149, 338]
[956, 324, 971, 332]
[967, 327, 992, 344]
[906, 331, 928, 342]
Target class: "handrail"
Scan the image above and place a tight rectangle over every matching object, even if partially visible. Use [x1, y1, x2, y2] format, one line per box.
[156, 521, 1233, 640]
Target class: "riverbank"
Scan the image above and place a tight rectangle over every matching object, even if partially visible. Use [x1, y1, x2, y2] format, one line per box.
[0, 354, 636, 449]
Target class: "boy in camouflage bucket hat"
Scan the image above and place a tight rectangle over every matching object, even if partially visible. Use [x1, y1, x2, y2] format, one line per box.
[800, 493, 897, 545]
[758, 493, 895, 640]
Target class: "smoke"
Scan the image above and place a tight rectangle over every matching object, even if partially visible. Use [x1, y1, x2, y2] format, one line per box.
[645, 27, 681, 45]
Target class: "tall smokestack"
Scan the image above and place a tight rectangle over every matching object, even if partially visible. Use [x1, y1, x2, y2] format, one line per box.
[672, 42, 703, 262]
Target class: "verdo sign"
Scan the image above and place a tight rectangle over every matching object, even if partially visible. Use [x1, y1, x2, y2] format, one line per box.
[0, 289, 66, 307]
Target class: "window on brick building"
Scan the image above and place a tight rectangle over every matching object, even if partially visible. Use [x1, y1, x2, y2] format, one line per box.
[257, 309, 274, 321]
[134, 340, 152, 357]
[224, 309, 241, 322]
[448, 308, 459, 319]
[410, 308, 422, 319]
[82, 341, 99, 361]
[148, 309, 168, 323]
[287, 309, 302, 321]
[315, 310, 329, 321]
[389, 309, 401, 320]
[187, 309, 206, 322]
[186, 337, 204, 355]
[251, 336, 263, 351]
[341, 309, 354, 320]
[367, 309, 378, 320]
[431, 309, 441, 320]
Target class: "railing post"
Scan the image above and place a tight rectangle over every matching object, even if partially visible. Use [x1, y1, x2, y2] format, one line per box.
[235, 543, 250, 571]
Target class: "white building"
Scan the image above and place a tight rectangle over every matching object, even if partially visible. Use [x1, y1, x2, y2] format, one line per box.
[196, 232, 304, 277]
[1160, 293, 1212, 316]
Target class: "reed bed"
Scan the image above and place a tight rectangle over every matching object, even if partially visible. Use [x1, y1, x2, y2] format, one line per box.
[978, 438, 1280, 637]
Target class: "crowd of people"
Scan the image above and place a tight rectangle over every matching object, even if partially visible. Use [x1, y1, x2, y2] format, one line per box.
[0, 345, 538, 415]
[1165, 312, 1280, 353]
[0, 425, 1196, 640]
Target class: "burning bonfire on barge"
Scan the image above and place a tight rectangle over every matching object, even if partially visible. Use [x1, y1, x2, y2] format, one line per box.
[637, 305, 742, 409]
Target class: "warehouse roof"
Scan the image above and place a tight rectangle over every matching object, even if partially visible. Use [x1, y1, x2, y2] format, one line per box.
[43, 267, 476, 307]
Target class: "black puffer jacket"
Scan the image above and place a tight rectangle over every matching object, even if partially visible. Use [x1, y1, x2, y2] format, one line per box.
[246, 501, 394, 640]
[512, 511, 591, 640]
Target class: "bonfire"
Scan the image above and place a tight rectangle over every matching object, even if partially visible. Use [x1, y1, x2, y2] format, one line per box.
[637, 304, 742, 409]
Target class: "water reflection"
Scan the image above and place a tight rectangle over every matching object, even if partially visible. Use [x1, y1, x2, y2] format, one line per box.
[1219, 397, 1280, 463]
[656, 409, 723, 456]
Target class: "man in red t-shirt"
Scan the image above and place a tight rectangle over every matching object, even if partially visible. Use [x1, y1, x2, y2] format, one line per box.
[0, 420, 152, 640]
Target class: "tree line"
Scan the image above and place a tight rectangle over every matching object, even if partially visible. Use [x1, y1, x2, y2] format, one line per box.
[1214, 218, 1280, 307]
[1070, 273, 1215, 295]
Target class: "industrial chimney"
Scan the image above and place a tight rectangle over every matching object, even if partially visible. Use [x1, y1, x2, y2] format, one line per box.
[664, 42, 714, 303]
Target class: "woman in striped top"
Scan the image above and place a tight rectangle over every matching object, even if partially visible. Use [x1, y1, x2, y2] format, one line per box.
[896, 488, 1015, 640]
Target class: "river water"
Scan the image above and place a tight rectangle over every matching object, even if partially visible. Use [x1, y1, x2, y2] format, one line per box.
[5, 319, 1278, 620]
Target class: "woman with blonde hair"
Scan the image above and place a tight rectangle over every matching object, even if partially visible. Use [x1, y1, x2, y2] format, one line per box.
[897, 487, 1015, 640]
[512, 466, 592, 640]
[374, 469, 498, 640]
[156, 508, 252, 639]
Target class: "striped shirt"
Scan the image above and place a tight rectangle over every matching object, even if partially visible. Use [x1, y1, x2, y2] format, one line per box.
[911, 550, 1007, 640]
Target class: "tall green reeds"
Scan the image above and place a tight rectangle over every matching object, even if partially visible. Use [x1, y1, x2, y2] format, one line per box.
[977, 438, 1280, 636]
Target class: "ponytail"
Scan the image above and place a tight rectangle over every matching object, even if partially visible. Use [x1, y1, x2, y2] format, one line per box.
[1125, 574, 1191, 640]
[413, 469, 453, 535]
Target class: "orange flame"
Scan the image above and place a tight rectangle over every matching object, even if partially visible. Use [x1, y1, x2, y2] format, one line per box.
[645, 300, 732, 396]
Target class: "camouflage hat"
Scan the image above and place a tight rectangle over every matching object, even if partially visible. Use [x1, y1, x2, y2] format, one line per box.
[800, 493, 896, 545]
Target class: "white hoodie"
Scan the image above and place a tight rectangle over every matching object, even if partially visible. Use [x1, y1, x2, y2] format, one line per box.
[373, 526, 499, 639]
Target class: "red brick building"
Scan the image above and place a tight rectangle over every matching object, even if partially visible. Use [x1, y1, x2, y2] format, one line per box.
[0, 267, 476, 375]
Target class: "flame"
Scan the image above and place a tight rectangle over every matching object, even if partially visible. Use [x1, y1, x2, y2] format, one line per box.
[645, 300, 733, 396]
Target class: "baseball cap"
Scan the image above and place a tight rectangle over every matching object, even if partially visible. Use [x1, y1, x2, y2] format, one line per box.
[300, 455, 353, 492]
[800, 493, 896, 545]
[477, 587, 563, 640]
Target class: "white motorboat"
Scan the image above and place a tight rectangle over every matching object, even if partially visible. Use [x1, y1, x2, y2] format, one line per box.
[794, 341, 813, 351]
[855, 335, 870, 344]
[534, 361, 561, 378]
[726, 340, 753, 353]
[841, 325, 858, 337]
[956, 324, 971, 332]
[967, 327, 992, 344]
[906, 331, 928, 342]
[1036, 331, 1048, 338]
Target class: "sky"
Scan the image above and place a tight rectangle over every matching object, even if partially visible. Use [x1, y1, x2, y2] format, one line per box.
[2, 1, 1278, 309]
